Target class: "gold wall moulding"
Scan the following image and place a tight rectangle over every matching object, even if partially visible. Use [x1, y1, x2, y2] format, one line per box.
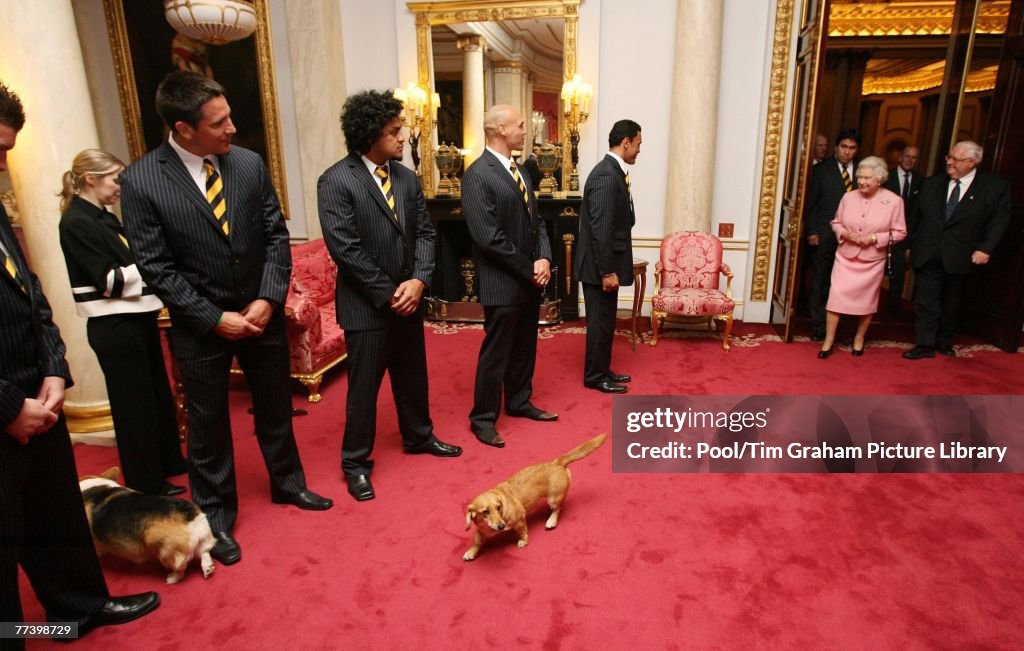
[407, 0, 582, 196]
[829, 1, 1010, 38]
[65, 403, 114, 434]
[103, 0, 289, 218]
[863, 64, 999, 95]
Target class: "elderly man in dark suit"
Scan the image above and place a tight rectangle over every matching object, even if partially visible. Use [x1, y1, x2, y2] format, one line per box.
[903, 140, 1011, 359]
[576, 119, 642, 394]
[317, 90, 461, 502]
[120, 72, 332, 567]
[882, 145, 924, 314]
[804, 128, 860, 341]
[0, 80, 158, 645]
[462, 104, 555, 448]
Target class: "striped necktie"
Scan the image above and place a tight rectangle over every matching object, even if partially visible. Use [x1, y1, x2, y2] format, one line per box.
[202, 159, 229, 235]
[375, 165, 399, 224]
[2, 247, 26, 294]
[625, 171, 634, 210]
[509, 161, 529, 206]
[840, 164, 853, 192]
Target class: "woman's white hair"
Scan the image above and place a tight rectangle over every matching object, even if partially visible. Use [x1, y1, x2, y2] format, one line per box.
[857, 156, 889, 184]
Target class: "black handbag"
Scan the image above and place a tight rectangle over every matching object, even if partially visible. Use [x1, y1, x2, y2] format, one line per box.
[884, 230, 895, 277]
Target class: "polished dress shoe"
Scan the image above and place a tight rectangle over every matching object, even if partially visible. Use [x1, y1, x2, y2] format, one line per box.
[937, 344, 956, 357]
[84, 592, 160, 632]
[210, 531, 241, 565]
[405, 437, 463, 457]
[902, 345, 935, 360]
[817, 347, 833, 359]
[271, 488, 334, 510]
[584, 380, 627, 394]
[473, 428, 506, 448]
[158, 482, 186, 497]
[505, 405, 558, 421]
[607, 372, 632, 383]
[346, 475, 375, 501]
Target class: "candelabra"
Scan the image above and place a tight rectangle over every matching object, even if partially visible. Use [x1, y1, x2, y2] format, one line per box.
[393, 82, 439, 176]
[560, 74, 592, 195]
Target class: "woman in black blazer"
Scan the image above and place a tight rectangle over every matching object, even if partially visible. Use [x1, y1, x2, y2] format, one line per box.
[58, 149, 187, 495]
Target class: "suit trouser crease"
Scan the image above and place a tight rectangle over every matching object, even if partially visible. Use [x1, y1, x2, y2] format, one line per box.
[86, 313, 185, 493]
[471, 301, 540, 431]
[582, 282, 619, 384]
[342, 317, 433, 475]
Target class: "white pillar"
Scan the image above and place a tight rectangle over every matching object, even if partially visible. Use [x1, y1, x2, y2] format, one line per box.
[0, 0, 113, 436]
[493, 60, 528, 156]
[458, 35, 486, 166]
[663, 0, 723, 233]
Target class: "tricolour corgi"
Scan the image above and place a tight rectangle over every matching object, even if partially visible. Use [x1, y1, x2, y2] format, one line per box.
[79, 467, 215, 583]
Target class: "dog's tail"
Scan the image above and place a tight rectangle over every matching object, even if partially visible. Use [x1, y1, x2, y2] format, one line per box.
[554, 433, 608, 467]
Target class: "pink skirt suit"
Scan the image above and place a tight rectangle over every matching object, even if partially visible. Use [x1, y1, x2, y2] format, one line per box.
[826, 187, 907, 315]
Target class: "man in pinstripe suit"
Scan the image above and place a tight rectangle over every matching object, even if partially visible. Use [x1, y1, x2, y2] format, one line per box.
[120, 72, 332, 566]
[1, 81, 158, 645]
[462, 105, 556, 448]
[576, 120, 642, 394]
[318, 90, 461, 502]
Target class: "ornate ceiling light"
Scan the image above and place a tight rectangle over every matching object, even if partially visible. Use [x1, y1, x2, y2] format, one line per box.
[164, 0, 258, 45]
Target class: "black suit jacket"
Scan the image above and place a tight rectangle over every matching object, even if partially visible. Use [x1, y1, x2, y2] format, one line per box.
[0, 205, 73, 427]
[461, 149, 552, 306]
[804, 155, 857, 242]
[120, 142, 291, 344]
[883, 168, 924, 218]
[317, 153, 435, 331]
[576, 154, 634, 285]
[908, 171, 1011, 274]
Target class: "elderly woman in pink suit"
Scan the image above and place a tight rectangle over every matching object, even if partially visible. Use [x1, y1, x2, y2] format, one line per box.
[819, 155, 906, 358]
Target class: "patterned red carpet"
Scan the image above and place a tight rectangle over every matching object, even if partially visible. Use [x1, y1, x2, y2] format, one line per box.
[20, 321, 1024, 649]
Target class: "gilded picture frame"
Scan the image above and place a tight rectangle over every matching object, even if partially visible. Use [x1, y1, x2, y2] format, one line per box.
[102, 0, 289, 217]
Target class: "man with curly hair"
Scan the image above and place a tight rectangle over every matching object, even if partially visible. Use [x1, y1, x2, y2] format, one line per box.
[318, 90, 462, 502]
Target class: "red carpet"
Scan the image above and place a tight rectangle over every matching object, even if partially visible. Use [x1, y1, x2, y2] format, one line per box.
[19, 321, 1024, 649]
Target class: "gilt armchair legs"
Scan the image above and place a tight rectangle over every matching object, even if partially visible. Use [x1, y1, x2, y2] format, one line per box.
[298, 375, 324, 403]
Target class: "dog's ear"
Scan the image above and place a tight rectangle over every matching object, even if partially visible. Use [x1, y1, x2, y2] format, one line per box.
[465, 507, 475, 531]
[101, 467, 121, 481]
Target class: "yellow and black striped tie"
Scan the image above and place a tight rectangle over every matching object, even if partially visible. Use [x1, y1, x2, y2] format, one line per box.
[625, 171, 635, 213]
[2, 248, 26, 294]
[203, 159, 229, 235]
[840, 164, 853, 192]
[375, 165, 399, 224]
[510, 161, 529, 206]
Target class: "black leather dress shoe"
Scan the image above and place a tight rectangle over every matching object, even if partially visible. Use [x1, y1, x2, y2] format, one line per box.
[473, 428, 506, 448]
[346, 475, 375, 501]
[584, 380, 627, 394]
[85, 592, 160, 632]
[210, 531, 241, 565]
[902, 345, 935, 360]
[405, 437, 463, 457]
[158, 482, 186, 497]
[937, 345, 956, 357]
[271, 488, 334, 510]
[506, 405, 558, 421]
[608, 372, 632, 383]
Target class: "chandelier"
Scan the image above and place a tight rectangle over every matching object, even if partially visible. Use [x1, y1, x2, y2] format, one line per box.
[164, 0, 258, 45]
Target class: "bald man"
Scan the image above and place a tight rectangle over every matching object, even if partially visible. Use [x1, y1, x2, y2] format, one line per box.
[461, 105, 556, 448]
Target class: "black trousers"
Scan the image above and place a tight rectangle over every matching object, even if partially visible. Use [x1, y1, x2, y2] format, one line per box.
[1, 416, 109, 646]
[174, 312, 306, 533]
[87, 312, 186, 494]
[913, 256, 967, 348]
[808, 238, 837, 335]
[342, 316, 433, 476]
[582, 282, 620, 384]
[470, 300, 541, 432]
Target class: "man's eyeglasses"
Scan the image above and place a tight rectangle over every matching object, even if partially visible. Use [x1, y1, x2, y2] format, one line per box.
[945, 155, 975, 163]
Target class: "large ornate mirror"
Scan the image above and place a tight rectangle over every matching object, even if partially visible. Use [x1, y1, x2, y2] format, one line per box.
[407, 0, 581, 196]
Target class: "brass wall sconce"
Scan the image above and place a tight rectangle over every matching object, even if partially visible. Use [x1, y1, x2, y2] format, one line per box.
[394, 82, 439, 176]
[560, 73, 592, 195]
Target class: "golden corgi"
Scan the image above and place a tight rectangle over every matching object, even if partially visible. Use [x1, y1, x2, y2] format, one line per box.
[463, 433, 607, 561]
[79, 467, 215, 583]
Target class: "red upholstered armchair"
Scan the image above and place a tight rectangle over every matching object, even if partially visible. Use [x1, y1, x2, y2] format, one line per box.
[650, 231, 736, 351]
[284, 240, 348, 401]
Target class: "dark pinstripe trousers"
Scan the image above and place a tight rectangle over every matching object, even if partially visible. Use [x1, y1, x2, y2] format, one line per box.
[1, 416, 109, 637]
[342, 316, 434, 476]
[470, 300, 541, 432]
[175, 312, 306, 532]
[582, 282, 620, 384]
